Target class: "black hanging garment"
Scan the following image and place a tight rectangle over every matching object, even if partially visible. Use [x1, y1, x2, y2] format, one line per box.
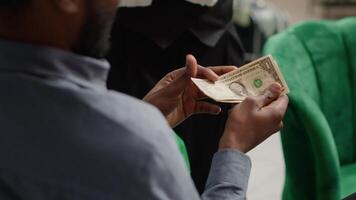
[107, 0, 245, 193]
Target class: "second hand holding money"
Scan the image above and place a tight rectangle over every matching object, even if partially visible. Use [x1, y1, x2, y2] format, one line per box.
[220, 83, 289, 153]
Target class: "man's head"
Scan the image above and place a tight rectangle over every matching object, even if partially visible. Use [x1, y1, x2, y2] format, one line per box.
[0, 0, 119, 58]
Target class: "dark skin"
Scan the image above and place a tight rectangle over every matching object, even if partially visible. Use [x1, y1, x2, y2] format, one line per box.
[0, 0, 288, 154]
[0, 0, 83, 50]
[144, 55, 289, 153]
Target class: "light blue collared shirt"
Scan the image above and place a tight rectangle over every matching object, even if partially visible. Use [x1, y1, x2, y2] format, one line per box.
[0, 39, 251, 199]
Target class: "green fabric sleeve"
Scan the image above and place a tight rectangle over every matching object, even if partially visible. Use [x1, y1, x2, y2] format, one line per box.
[175, 134, 191, 172]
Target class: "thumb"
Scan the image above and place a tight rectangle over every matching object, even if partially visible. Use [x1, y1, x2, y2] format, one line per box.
[162, 54, 198, 95]
[186, 54, 198, 78]
[162, 55, 197, 95]
[254, 83, 283, 110]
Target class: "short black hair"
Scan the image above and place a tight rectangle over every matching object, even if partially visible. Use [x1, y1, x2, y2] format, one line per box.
[0, 0, 30, 8]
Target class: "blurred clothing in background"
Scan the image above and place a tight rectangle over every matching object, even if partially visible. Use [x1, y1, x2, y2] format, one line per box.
[107, 0, 244, 193]
[120, 0, 218, 7]
[233, 0, 289, 61]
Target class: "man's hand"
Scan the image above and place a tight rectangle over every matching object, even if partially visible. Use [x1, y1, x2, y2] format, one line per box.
[143, 54, 236, 128]
[219, 83, 289, 153]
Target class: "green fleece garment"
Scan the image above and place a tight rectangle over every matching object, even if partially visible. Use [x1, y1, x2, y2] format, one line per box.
[175, 134, 191, 172]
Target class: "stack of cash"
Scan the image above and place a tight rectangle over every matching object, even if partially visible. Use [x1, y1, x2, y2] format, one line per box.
[192, 55, 289, 103]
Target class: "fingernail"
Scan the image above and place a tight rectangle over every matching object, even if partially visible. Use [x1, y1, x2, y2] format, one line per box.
[271, 83, 282, 91]
[265, 90, 273, 99]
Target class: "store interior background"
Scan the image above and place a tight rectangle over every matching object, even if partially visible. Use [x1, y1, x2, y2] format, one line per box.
[267, 0, 356, 23]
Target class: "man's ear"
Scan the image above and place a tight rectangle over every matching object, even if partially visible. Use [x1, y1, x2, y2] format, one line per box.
[53, 0, 81, 14]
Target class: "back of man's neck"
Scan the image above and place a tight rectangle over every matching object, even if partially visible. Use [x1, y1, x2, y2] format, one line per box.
[0, 11, 71, 52]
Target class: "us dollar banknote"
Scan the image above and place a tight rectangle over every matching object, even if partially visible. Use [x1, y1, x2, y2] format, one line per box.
[191, 55, 289, 103]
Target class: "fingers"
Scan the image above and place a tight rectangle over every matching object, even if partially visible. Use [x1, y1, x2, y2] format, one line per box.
[186, 54, 198, 78]
[186, 54, 237, 82]
[185, 54, 218, 81]
[163, 72, 190, 96]
[208, 66, 237, 76]
[259, 95, 289, 127]
[161, 54, 222, 96]
[263, 95, 289, 116]
[195, 65, 238, 81]
[194, 101, 221, 115]
[186, 54, 218, 81]
[196, 66, 219, 81]
[251, 83, 283, 110]
[161, 54, 198, 94]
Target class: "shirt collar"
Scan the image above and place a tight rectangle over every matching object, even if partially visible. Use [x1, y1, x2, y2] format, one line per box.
[0, 39, 110, 90]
